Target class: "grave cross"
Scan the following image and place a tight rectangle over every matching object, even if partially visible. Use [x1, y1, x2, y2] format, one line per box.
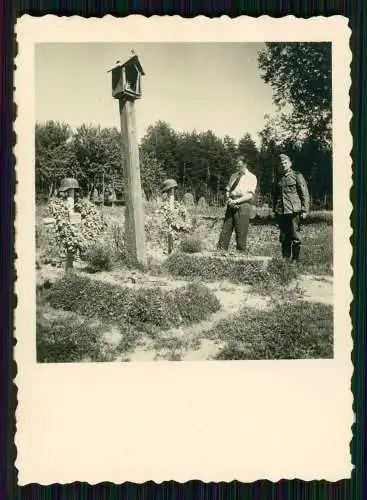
[162, 179, 178, 254]
[42, 177, 82, 273]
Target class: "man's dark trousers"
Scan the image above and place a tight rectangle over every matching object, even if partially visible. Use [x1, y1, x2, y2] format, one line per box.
[277, 213, 301, 260]
[217, 202, 251, 251]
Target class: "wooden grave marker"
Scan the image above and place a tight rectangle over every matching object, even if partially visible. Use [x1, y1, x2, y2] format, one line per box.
[109, 53, 147, 267]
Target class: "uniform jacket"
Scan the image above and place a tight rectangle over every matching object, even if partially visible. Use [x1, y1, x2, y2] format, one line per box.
[273, 169, 310, 215]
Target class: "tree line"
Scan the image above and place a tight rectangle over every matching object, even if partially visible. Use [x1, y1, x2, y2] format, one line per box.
[35, 42, 332, 208]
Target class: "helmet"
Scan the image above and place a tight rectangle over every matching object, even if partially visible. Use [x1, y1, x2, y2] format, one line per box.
[59, 178, 80, 192]
[162, 179, 178, 193]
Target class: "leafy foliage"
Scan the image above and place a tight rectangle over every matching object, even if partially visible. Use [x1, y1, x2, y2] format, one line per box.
[36, 116, 332, 209]
[140, 122, 242, 201]
[238, 133, 259, 173]
[139, 150, 165, 199]
[84, 243, 114, 272]
[180, 235, 203, 254]
[208, 301, 333, 360]
[48, 198, 106, 256]
[35, 121, 75, 197]
[160, 199, 192, 235]
[35, 44, 332, 207]
[36, 312, 115, 363]
[69, 124, 122, 194]
[165, 253, 270, 284]
[175, 282, 220, 323]
[258, 42, 332, 151]
[45, 274, 220, 331]
[36, 122, 123, 198]
[110, 223, 126, 261]
[140, 121, 179, 178]
[143, 198, 193, 253]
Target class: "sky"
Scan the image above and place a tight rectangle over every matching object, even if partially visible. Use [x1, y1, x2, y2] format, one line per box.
[35, 43, 277, 146]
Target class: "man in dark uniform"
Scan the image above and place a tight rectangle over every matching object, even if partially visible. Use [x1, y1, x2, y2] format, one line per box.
[272, 154, 310, 262]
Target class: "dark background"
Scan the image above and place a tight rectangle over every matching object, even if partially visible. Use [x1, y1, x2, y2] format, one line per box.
[1, 1, 366, 498]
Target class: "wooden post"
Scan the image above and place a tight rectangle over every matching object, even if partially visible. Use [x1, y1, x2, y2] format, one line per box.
[65, 251, 74, 273]
[109, 54, 147, 267]
[66, 188, 75, 213]
[167, 187, 175, 254]
[101, 171, 105, 211]
[65, 187, 75, 273]
[118, 98, 147, 266]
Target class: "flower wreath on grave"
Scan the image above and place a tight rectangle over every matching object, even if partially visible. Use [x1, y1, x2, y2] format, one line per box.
[48, 198, 106, 257]
[160, 200, 193, 236]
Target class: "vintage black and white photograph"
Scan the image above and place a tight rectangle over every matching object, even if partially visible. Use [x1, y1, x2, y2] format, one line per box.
[35, 40, 334, 363]
[14, 15, 353, 484]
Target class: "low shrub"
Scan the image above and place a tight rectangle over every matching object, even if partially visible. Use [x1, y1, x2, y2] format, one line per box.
[180, 235, 203, 254]
[174, 282, 220, 322]
[306, 210, 333, 225]
[36, 223, 64, 265]
[36, 316, 113, 363]
[84, 243, 114, 272]
[153, 336, 185, 361]
[208, 301, 333, 360]
[249, 210, 333, 227]
[46, 274, 220, 331]
[125, 286, 181, 329]
[117, 327, 142, 354]
[165, 252, 296, 286]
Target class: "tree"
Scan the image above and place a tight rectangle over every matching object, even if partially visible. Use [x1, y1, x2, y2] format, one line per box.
[35, 121, 73, 197]
[71, 125, 121, 195]
[238, 133, 259, 173]
[139, 150, 165, 199]
[97, 127, 122, 195]
[258, 125, 282, 201]
[219, 135, 238, 192]
[140, 121, 179, 178]
[258, 42, 332, 151]
[257, 43, 332, 207]
[258, 122, 332, 207]
[196, 130, 224, 199]
[175, 130, 201, 194]
[141, 124, 240, 203]
[222, 136, 238, 170]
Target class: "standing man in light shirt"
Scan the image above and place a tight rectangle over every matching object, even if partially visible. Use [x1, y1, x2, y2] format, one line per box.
[217, 157, 258, 253]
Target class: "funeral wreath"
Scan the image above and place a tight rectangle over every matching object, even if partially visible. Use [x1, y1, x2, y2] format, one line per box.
[48, 198, 106, 258]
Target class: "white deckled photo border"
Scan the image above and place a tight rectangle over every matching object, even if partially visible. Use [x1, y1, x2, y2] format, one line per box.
[14, 15, 353, 485]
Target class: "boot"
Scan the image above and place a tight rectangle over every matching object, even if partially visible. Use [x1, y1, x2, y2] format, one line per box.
[281, 241, 292, 259]
[292, 241, 301, 262]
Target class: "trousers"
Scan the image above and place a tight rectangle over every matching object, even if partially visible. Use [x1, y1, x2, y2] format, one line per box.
[217, 202, 251, 251]
[277, 213, 302, 260]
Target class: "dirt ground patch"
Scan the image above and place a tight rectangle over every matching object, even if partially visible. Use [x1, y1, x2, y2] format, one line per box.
[297, 274, 333, 305]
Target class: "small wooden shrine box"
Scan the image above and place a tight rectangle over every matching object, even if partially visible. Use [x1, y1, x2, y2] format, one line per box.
[110, 55, 145, 100]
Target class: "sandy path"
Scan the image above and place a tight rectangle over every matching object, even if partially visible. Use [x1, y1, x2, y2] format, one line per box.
[297, 274, 333, 306]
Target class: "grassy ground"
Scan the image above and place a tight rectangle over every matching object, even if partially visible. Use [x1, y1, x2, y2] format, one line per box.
[206, 299, 333, 360]
[36, 202, 334, 362]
